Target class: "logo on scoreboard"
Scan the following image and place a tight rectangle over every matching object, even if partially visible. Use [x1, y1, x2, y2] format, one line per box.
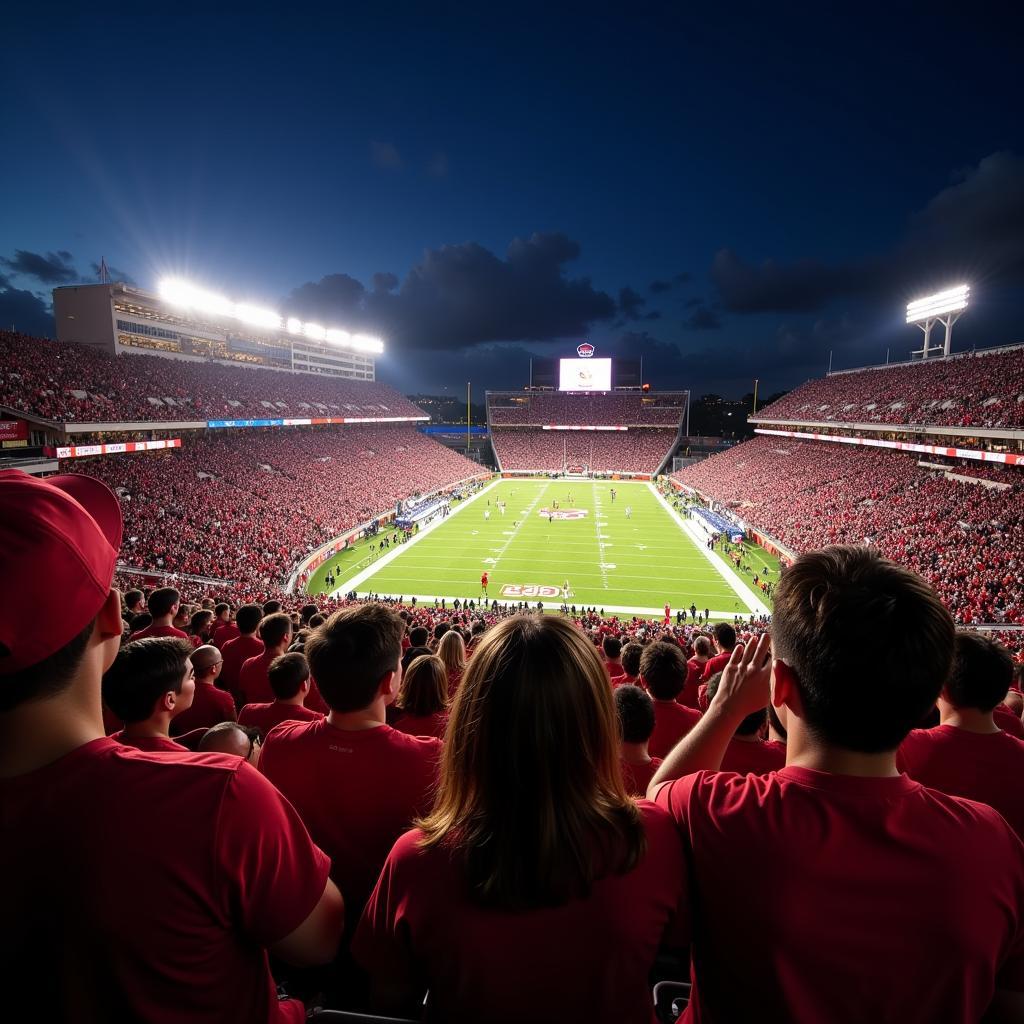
[499, 584, 561, 598]
[538, 507, 588, 520]
[576, 342, 595, 358]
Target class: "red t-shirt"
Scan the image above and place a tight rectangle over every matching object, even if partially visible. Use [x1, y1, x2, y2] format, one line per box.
[259, 719, 441, 931]
[220, 634, 264, 699]
[239, 650, 277, 706]
[131, 623, 189, 641]
[238, 700, 323, 737]
[649, 700, 702, 759]
[0, 738, 330, 1023]
[171, 682, 237, 736]
[994, 705, 1024, 740]
[700, 650, 731, 682]
[392, 709, 449, 740]
[656, 767, 1024, 1022]
[680, 658, 706, 708]
[898, 725, 1024, 839]
[621, 756, 662, 797]
[212, 621, 241, 649]
[113, 731, 189, 753]
[605, 660, 626, 680]
[719, 737, 786, 775]
[353, 802, 687, 1024]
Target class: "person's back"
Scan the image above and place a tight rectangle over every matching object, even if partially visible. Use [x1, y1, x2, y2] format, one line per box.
[239, 700, 322, 735]
[170, 644, 236, 735]
[219, 604, 265, 700]
[239, 613, 292, 706]
[641, 642, 701, 758]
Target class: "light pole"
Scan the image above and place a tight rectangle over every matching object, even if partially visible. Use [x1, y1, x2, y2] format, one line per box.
[907, 285, 970, 359]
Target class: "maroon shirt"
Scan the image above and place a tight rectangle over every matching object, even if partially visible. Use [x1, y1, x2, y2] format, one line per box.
[171, 682, 237, 736]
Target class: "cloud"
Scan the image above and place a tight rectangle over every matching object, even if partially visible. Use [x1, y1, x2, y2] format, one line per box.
[372, 271, 399, 293]
[0, 280, 55, 335]
[370, 140, 402, 169]
[682, 303, 723, 330]
[618, 286, 646, 319]
[285, 231, 617, 350]
[1, 249, 78, 285]
[90, 261, 136, 285]
[649, 271, 691, 294]
[709, 151, 1024, 314]
[426, 152, 449, 178]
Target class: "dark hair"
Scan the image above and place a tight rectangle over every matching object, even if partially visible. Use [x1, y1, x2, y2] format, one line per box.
[602, 636, 622, 659]
[214, 602, 230, 618]
[945, 632, 1014, 712]
[713, 623, 736, 651]
[706, 671, 765, 736]
[409, 626, 430, 647]
[123, 589, 144, 611]
[694, 635, 712, 658]
[263, 600, 282, 615]
[190, 609, 214, 636]
[0, 617, 96, 713]
[621, 642, 643, 677]
[305, 603, 405, 712]
[102, 637, 194, 723]
[772, 545, 955, 753]
[258, 612, 293, 647]
[301, 603, 319, 624]
[235, 604, 263, 635]
[268, 651, 310, 699]
[640, 641, 687, 701]
[147, 587, 180, 618]
[433, 622, 450, 642]
[615, 684, 656, 743]
[398, 654, 448, 716]
[308, 613, 325, 628]
[129, 612, 153, 633]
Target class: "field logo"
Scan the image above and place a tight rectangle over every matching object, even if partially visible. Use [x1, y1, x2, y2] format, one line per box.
[538, 507, 588, 520]
[500, 584, 561, 598]
[576, 342, 595, 358]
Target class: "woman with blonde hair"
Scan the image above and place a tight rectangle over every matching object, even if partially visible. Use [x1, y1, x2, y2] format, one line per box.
[354, 615, 686, 1022]
[392, 654, 449, 740]
[437, 627, 467, 699]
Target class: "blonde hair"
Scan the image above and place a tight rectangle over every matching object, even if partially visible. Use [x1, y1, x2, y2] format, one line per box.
[398, 654, 448, 716]
[437, 629, 467, 674]
[418, 615, 644, 909]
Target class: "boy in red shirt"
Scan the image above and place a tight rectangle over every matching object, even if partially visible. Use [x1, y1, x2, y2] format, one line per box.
[641, 641, 701, 758]
[239, 651, 323, 736]
[898, 632, 1024, 839]
[603, 634, 626, 680]
[699, 621, 736, 682]
[650, 545, 1024, 1023]
[102, 636, 196, 753]
[219, 603, 264, 700]
[682, 634, 711, 707]
[170, 643, 236, 736]
[615, 684, 662, 796]
[0, 470, 343, 1023]
[620, 641, 642, 686]
[238, 612, 292, 706]
[131, 587, 189, 640]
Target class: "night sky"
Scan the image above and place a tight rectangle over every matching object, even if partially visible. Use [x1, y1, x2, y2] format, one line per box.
[2, 5, 1022, 399]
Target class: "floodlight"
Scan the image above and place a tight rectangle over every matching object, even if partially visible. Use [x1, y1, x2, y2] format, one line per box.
[325, 328, 351, 345]
[304, 323, 326, 341]
[906, 284, 969, 324]
[352, 333, 385, 353]
[286, 317, 303, 335]
[158, 278, 233, 317]
[235, 303, 283, 331]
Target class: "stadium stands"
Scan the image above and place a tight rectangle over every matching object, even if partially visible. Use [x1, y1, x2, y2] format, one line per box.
[487, 391, 685, 426]
[491, 427, 675, 473]
[754, 346, 1024, 428]
[0, 329, 425, 423]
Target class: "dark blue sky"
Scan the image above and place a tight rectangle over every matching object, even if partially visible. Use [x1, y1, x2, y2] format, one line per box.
[2, 5, 1022, 397]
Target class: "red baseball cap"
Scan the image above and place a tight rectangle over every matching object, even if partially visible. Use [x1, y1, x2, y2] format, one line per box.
[0, 470, 122, 674]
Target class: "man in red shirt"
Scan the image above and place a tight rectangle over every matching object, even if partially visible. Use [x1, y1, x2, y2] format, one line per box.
[682, 634, 712, 707]
[131, 587, 188, 640]
[615, 684, 662, 797]
[171, 643, 237, 736]
[259, 603, 442, 938]
[650, 545, 1024, 1023]
[239, 613, 293, 706]
[102, 636, 196, 753]
[219, 603, 264, 701]
[0, 470, 343, 1022]
[700, 622, 736, 682]
[641, 641, 702, 758]
[209, 602, 236, 647]
[239, 651, 323, 736]
[898, 632, 1024, 839]
[603, 635, 626, 680]
[620, 641, 642, 686]
[480, 571, 488, 596]
[704, 670, 785, 774]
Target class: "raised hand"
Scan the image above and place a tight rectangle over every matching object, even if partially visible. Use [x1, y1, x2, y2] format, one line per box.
[710, 633, 772, 720]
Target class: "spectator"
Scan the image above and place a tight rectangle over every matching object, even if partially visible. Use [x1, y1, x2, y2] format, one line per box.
[641, 641, 702, 758]
[603, 635, 625, 680]
[898, 633, 1024, 839]
[170, 643, 236, 736]
[437, 628, 466, 699]
[682, 635, 712, 708]
[199, 721, 262, 767]
[220, 603, 265, 700]
[700, 623, 736, 682]
[620, 641, 643, 686]
[616, 684, 662, 797]
[239, 651, 322, 736]
[211, 602, 238, 648]
[123, 588, 145, 621]
[401, 625, 431, 673]
[259, 604, 442, 939]
[353, 615, 686, 1022]
[238, 612, 293, 706]
[392, 654, 449, 739]
[189, 608, 215, 646]
[132, 587, 188, 640]
[0, 470, 343, 1022]
[705, 671, 785, 774]
[129, 611, 153, 636]
[649, 545, 1024, 1022]
[102, 637, 196, 752]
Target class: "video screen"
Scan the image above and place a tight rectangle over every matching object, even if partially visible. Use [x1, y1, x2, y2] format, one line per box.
[559, 358, 612, 391]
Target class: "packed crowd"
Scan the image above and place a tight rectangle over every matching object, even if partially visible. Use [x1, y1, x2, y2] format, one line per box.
[675, 436, 1024, 624]
[4, 470, 1024, 1024]
[755, 346, 1024, 429]
[0, 330, 425, 423]
[487, 391, 686, 427]
[72, 426, 482, 590]
[491, 427, 676, 473]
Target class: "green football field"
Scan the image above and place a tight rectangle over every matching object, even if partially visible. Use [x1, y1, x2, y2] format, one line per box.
[307, 479, 774, 620]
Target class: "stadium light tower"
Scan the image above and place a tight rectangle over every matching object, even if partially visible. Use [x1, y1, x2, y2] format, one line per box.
[906, 284, 969, 359]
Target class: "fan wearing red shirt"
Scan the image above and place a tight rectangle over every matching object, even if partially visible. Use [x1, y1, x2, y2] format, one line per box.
[704, 669, 786, 774]
[0, 470, 344, 1023]
[130, 586, 189, 640]
[619, 641, 642, 687]
[699, 621, 736, 682]
[649, 546, 1024, 1023]
[209, 602, 237, 648]
[259, 603, 442, 938]
[603, 634, 626, 681]
[641, 641, 701, 758]
[392, 653, 449, 740]
[898, 632, 1024, 839]
[238, 612, 293, 706]
[681, 635, 712, 708]
[102, 636, 196, 753]
[238, 651, 323, 737]
[480, 570, 488, 595]
[615, 684, 663, 797]
[171, 643, 236, 735]
[220, 603, 265, 702]
[353, 614, 686, 1023]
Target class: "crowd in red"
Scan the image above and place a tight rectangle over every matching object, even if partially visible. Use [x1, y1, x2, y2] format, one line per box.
[492, 427, 675, 472]
[755, 347, 1024, 428]
[0, 330, 424, 423]
[487, 391, 686, 426]
[675, 436, 1024, 625]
